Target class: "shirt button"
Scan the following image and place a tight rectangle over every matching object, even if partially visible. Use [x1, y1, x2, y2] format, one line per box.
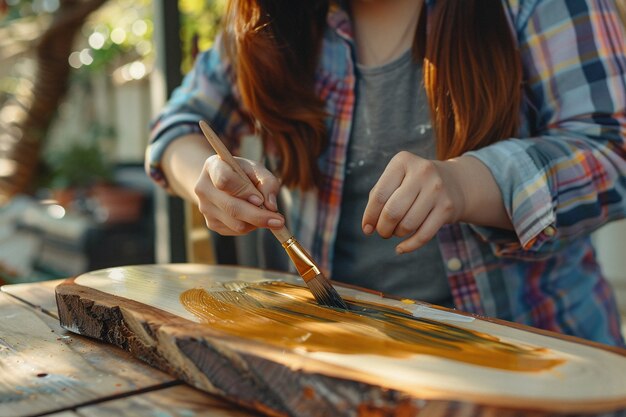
[544, 226, 557, 237]
[447, 257, 462, 272]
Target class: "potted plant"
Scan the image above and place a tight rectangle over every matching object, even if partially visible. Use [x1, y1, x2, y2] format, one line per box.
[46, 141, 114, 208]
[45, 140, 143, 224]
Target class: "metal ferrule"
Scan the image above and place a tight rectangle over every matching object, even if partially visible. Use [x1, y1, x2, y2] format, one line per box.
[281, 237, 320, 282]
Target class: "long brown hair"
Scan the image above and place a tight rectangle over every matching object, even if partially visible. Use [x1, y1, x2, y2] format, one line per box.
[224, 0, 521, 189]
[416, 1, 522, 160]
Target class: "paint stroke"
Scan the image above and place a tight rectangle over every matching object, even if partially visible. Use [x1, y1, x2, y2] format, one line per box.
[180, 281, 564, 372]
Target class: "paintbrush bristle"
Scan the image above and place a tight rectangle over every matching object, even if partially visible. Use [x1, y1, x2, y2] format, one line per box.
[306, 274, 349, 310]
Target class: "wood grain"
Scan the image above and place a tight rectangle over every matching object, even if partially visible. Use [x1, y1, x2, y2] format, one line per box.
[1, 280, 263, 417]
[74, 384, 261, 417]
[55, 264, 626, 417]
[2, 279, 64, 318]
[0, 291, 173, 417]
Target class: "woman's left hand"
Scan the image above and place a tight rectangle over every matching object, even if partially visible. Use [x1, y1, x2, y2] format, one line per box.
[362, 151, 468, 254]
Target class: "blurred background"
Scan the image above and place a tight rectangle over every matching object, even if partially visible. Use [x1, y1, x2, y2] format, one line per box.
[0, 0, 224, 283]
[0, 0, 624, 334]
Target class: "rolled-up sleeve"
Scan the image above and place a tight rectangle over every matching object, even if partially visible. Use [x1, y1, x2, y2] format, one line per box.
[145, 34, 250, 191]
[466, 0, 626, 259]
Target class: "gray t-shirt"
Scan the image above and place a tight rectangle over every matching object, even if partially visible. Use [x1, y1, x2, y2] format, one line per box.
[333, 50, 453, 306]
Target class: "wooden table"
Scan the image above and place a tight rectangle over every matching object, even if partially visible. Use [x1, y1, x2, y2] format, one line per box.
[3, 279, 626, 417]
[0, 279, 258, 417]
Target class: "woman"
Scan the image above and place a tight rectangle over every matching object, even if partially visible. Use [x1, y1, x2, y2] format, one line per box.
[146, 0, 626, 346]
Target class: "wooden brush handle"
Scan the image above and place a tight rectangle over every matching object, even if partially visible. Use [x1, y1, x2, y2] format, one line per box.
[199, 121, 292, 244]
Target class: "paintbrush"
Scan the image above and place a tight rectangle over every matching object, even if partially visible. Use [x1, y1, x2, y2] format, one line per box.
[198, 120, 348, 310]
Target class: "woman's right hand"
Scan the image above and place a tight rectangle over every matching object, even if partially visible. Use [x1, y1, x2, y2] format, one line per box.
[194, 155, 284, 236]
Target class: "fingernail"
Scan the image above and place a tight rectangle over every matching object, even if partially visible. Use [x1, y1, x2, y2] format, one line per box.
[396, 246, 404, 255]
[363, 224, 373, 235]
[269, 193, 277, 209]
[267, 218, 283, 228]
[248, 195, 263, 206]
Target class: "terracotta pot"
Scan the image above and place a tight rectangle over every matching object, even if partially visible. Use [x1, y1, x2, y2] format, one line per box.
[91, 184, 144, 224]
[51, 188, 77, 208]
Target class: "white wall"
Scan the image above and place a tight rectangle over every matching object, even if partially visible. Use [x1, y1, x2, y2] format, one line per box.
[46, 71, 151, 165]
[112, 77, 152, 163]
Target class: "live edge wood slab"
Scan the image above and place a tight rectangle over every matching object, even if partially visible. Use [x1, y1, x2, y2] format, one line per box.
[55, 264, 626, 417]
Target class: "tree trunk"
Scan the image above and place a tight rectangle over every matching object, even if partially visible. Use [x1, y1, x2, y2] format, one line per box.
[0, 0, 108, 204]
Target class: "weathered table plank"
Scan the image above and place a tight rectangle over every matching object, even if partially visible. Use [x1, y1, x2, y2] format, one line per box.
[74, 385, 261, 417]
[0, 292, 174, 417]
[1, 279, 64, 318]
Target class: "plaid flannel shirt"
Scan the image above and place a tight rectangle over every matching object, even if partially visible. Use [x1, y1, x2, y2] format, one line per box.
[147, 0, 626, 346]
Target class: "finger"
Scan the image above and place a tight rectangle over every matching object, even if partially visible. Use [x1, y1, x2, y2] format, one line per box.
[396, 204, 447, 253]
[213, 214, 256, 235]
[195, 195, 252, 235]
[375, 183, 419, 238]
[238, 158, 281, 211]
[207, 216, 255, 236]
[362, 161, 406, 235]
[393, 191, 433, 237]
[193, 167, 216, 206]
[195, 163, 274, 234]
[206, 156, 264, 206]
[213, 191, 284, 230]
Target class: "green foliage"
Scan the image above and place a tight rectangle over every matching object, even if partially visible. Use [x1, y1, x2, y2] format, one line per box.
[82, 38, 127, 74]
[74, 0, 154, 75]
[179, 0, 226, 73]
[45, 126, 115, 189]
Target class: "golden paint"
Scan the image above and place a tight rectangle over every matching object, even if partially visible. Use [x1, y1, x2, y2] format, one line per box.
[180, 281, 564, 372]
